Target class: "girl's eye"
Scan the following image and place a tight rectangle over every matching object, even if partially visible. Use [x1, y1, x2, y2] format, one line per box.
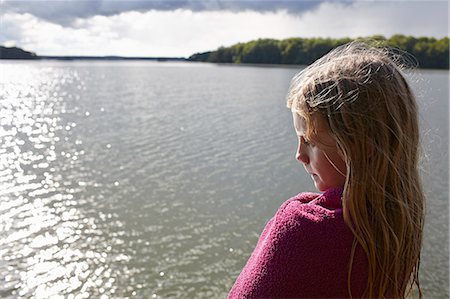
[300, 136, 311, 145]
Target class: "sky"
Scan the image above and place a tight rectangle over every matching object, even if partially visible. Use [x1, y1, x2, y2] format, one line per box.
[0, 0, 448, 57]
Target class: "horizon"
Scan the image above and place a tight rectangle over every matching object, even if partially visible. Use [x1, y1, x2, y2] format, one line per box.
[1, 0, 448, 57]
[2, 34, 448, 60]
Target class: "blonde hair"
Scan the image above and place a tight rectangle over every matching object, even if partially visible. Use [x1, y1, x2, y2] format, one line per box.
[287, 42, 425, 298]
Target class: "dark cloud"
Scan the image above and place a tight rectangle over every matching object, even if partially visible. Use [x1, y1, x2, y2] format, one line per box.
[1, 0, 325, 25]
[2, 1, 102, 25]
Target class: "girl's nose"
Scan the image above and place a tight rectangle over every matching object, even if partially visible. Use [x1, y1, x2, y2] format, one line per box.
[296, 141, 309, 164]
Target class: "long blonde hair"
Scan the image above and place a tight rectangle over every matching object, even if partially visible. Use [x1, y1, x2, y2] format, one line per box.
[287, 42, 425, 298]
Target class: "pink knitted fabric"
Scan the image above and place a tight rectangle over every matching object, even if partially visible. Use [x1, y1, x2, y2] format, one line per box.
[228, 187, 368, 299]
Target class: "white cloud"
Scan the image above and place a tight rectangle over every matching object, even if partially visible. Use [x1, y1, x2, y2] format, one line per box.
[0, 9, 309, 57]
[295, 1, 448, 39]
[0, 1, 447, 57]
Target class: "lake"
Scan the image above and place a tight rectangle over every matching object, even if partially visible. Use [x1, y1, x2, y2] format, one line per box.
[0, 60, 448, 298]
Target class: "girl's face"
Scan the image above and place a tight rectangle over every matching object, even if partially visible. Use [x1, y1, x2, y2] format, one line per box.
[292, 111, 346, 192]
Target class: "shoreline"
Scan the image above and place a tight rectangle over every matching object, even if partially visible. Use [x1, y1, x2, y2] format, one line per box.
[1, 58, 448, 71]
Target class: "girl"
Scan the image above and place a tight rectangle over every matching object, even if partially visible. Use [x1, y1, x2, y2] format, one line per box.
[228, 42, 425, 298]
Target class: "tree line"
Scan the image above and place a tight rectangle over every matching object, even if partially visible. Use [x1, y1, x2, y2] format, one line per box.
[188, 35, 449, 69]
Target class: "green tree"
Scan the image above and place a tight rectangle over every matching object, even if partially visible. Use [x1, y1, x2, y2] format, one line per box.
[240, 39, 282, 64]
[188, 35, 449, 69]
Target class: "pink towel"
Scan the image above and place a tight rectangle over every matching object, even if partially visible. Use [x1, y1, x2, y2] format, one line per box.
[228, 187, 368, 298]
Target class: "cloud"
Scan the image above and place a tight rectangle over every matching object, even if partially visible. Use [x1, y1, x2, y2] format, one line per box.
[1, 1, 447, 57]
[291, 1, 448, 39]
[1, 0, 323, 26]
[0, 9, 314, 57]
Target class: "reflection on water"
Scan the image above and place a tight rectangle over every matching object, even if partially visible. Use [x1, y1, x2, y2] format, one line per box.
[0, 65, 129, 298]
[0, 61, 448, 298]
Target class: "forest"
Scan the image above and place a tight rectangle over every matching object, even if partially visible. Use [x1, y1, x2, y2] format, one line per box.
[188, 35, 449, 69]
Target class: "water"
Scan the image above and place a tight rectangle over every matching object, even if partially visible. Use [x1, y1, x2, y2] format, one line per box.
[0, 60, 448, 298]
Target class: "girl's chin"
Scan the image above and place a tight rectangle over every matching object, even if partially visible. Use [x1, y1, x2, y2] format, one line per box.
[313, 182, 327, 192]
[312, 178, 334, 192]
[315, 186, 327, 192]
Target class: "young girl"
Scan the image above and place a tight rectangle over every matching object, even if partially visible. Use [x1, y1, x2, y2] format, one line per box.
[228, 42, 425, 298]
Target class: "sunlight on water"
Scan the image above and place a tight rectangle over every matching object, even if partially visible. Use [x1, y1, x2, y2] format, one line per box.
[0, 64, 130, 298]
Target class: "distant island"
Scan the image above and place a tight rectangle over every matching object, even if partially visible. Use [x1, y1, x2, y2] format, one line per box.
[188, 35, 449, 70]
[2, 35, 448, 69]
[37, 55, 186, 62]
[0, 46, 38, 59]
[0, 46, 185, 62]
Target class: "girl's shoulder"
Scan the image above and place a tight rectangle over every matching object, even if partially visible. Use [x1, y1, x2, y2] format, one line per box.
[279, 187, 344, 217]
[269, 188, 345, 238]
[262, 187, 349, 261]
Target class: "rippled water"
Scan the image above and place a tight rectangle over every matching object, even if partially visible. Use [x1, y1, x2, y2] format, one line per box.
[0, 61, 448, 298]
